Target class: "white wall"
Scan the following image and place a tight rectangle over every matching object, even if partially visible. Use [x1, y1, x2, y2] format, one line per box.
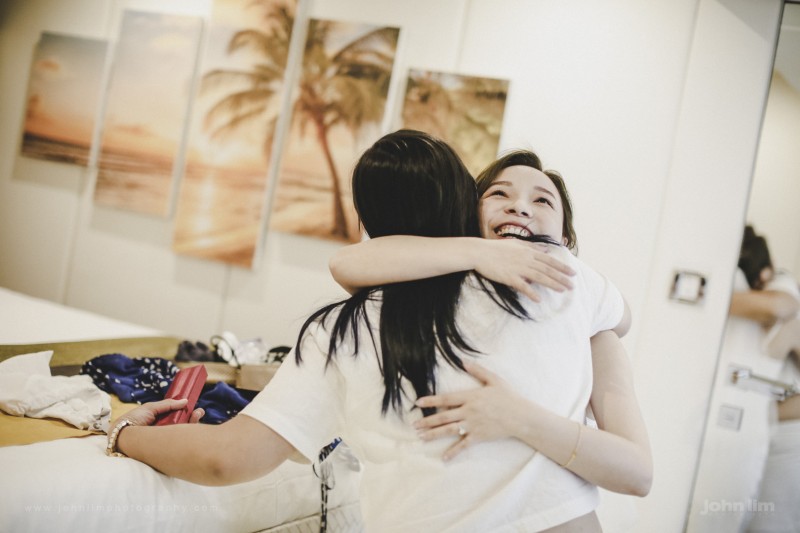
[747, 6, 800, 277]
[633, 1, 783, 531]
[0, 0, 785, 530]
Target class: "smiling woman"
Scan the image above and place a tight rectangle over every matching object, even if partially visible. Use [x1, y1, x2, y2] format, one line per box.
[328, 145, 632, 334]
[475, 150, 577, 251]
[1, 0, 788, 529]
[99, 130, 649, 532]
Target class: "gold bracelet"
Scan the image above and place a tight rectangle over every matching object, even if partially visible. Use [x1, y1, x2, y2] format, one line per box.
[106, 419, 134, 457]
[561, 422, 583, 468]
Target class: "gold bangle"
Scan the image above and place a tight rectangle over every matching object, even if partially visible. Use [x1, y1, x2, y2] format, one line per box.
[106, 419, 133, 457]
[561, 422, 583, 468]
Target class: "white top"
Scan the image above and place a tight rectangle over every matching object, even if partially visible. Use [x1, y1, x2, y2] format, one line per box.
[726, 270, 800, 381]
[242, 249, 623, 532]
[768, 270, 800, 389]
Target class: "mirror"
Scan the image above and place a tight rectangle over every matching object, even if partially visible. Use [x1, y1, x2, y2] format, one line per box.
[686, 3, 800, 531]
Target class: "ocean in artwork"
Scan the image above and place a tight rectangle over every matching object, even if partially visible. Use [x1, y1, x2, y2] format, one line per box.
[21, 133, 92, 166]
[93, 148, 175, 216]
[269, 157, 360, 242]
[19, 32, 108, 168]
[172, 162, 269, 267]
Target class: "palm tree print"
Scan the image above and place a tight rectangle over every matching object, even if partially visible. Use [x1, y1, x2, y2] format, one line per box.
[200, 0, 295, 160]
[274, 20, 400, 242]
[402, 70, 509, 177]
[172, 0, 297, 268]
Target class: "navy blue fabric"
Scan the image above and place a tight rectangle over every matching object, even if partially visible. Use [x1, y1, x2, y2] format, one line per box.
[81, 354, 253, 423]
[81, 354, 177, 403]
[196, 382, 252, 424]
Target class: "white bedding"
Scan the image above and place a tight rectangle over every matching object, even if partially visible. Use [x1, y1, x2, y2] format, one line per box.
[0, 287, 362, 532]
[0, 287, 164, 343]
[0, 435, 360, 532]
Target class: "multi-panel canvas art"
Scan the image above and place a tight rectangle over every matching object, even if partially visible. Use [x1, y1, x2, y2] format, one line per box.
[20, 32, 108, 166]
[20, 7, 512, 269]
[401, 69, 509, 176]
[269, 19, 401, 243]
[172, 0, 297, 267]
[93, 10, 203, 217]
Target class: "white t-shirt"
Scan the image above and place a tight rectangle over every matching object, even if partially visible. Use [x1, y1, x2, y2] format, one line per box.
[242, 248, 623, 532]
[726, 269, 800, 381]
[763, 270, 800, 365]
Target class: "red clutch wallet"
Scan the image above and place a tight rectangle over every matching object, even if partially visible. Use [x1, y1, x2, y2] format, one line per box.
[155, 364, 208, 426]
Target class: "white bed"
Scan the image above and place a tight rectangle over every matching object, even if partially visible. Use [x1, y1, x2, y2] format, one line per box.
[0, 287, 362, 532]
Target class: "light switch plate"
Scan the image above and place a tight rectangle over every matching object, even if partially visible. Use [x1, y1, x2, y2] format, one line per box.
[717, 404, 743, 431]
[669, 270, 707, 304]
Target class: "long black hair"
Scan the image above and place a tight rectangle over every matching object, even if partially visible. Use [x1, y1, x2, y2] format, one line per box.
[296, 130, 527, 416]
[738, 225, 772, 290]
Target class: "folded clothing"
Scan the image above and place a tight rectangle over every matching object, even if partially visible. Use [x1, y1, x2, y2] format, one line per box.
[82, 353, 255, 424]
[0, 351, 111, 432]
[81, 353, 178, 404]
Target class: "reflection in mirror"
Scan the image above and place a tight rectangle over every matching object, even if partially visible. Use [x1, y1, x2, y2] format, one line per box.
[686, 3, 800, 532]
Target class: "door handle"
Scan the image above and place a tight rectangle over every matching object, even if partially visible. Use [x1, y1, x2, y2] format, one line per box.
[729, 364, 799, 401]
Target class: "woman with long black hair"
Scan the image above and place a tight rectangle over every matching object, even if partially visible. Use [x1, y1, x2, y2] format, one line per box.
[108, 130, 650, 532]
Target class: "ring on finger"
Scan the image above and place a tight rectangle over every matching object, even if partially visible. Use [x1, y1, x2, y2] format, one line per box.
[457, 423, 467, 437]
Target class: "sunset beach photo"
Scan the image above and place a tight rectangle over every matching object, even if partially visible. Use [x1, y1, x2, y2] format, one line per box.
[20, 32, 108, 166]
[93, 10, 202, 217]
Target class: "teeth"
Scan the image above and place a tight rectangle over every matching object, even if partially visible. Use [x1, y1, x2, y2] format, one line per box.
[495, 224, 532, 238]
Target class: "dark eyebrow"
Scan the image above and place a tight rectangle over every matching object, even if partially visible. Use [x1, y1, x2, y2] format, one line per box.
[534, 186, 556, 199]
[485, 181, 557, 200]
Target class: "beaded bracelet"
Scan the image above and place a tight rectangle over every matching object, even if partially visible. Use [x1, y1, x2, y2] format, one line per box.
[106, 419, 134, 457]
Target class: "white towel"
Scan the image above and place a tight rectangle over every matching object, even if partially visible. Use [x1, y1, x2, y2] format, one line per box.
[0, 351, 112, 432]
